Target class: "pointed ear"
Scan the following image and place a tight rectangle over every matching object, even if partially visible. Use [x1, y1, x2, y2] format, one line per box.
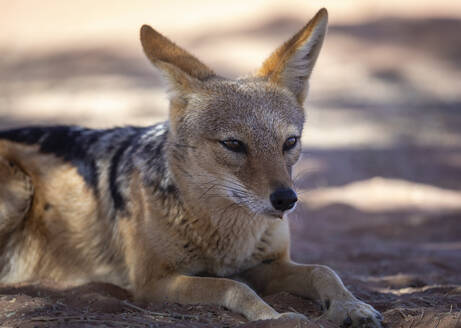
[140, 25, 215, 94]
[256, 8, 328, 104]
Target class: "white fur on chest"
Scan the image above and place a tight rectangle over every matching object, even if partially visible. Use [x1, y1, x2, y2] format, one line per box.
[205, 216, 290, 276]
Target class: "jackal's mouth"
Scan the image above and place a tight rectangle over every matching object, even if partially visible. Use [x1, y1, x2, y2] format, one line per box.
[227, 190, 267, 216]
[263, 209, 284, 219]
[227, 190, 294, 219]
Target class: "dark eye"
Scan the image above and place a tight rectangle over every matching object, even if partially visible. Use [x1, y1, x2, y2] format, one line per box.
[220, 139, 246, 153]
[283, 136, 298, 151]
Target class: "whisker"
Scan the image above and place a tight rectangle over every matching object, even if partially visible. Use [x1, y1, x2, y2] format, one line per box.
[198, 184, 218, 200]
[177, 172, 267, 216]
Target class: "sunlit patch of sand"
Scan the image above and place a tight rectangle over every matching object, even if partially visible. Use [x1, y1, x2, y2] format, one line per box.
[301, 109, 397, 148]
[374, 284, 459, 296]
[10, 87, 168, 128]
[301, 177, 461, 213]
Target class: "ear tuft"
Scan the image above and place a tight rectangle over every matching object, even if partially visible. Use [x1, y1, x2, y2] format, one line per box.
[257, 8, 328, 104]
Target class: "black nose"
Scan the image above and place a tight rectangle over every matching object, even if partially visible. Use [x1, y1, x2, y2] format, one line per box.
[270, 188, 297, 211]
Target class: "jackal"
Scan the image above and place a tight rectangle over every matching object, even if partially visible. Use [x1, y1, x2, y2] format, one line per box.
[0, 9, 382, 327]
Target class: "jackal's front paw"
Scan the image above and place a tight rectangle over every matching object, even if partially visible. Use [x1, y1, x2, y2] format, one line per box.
[322, 299, 382, 328]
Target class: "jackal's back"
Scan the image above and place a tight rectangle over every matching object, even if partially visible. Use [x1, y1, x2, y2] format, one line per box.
[0, 122, 176, 284]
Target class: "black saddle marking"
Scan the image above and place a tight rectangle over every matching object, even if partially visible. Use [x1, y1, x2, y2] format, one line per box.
[0, 126, 102, 192]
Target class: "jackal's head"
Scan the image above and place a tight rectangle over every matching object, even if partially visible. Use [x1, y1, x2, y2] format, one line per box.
[141, 9, 328, 219]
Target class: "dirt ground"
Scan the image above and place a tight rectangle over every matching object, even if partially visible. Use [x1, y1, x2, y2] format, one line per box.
[1, 1, 460, 327]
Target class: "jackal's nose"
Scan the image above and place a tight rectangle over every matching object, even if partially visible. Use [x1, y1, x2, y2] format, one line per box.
[270, 188, 297, 211]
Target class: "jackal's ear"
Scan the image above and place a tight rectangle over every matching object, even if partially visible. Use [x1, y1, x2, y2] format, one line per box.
[257, 8, 328, 104]
[140, 25, 215, 95]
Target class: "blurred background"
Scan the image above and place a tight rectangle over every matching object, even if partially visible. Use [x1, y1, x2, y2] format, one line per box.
[1, 0, 460, 326]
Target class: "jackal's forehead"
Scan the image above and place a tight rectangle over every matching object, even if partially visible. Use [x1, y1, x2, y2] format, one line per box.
[189, 80, 305, 139]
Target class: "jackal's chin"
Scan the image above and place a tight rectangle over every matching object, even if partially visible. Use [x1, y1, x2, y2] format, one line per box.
[261, 202, 297, 219]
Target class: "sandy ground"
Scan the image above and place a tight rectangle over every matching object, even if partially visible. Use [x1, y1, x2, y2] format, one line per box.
[0, 1, 460, 327]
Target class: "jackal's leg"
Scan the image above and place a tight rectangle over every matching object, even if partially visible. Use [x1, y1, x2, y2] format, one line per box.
[0, 157, 33, 236]
[141, 274, 307, 322]
[241, 261, 383, 327]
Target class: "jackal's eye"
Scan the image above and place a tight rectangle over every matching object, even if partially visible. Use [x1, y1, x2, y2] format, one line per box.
[283, 136, 298, 151]
[220, 139, 246, 153]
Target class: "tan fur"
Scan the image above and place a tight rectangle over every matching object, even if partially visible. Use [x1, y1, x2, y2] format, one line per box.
[0, 9, 382, 327]
[0, 141, 125, 285]
[140, 25, 215, 81]
[0, 157, 33, 237]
